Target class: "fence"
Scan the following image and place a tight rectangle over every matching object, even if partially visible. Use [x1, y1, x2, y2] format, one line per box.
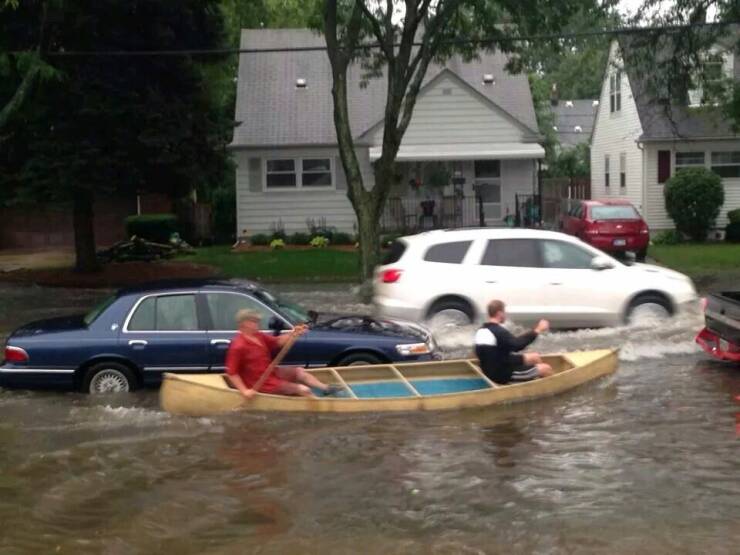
[540, 177, 591, 229]
[380, 195, 484, 233]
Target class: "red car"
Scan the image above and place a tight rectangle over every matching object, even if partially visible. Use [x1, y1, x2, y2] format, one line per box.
[560, 199, 650, 261]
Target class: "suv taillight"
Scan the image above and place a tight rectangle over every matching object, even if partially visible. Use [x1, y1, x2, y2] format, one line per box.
[380, 269, 403, 283]
[4, 346, 29, 363]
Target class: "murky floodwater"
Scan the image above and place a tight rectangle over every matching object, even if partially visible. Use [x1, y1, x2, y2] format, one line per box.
[1, 283, 739, 554]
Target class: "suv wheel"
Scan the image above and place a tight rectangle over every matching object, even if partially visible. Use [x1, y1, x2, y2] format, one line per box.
[625, 294, 672, 325]
[82, 362, 138, 394]
[427, 299, 474, 329]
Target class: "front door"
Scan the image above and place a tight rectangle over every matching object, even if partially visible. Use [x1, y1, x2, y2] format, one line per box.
[474, 160, 502, 225]
[121, 292, 210, 382]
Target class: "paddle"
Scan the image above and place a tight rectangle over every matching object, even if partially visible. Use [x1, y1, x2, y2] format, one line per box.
[246, 329, 302, 398]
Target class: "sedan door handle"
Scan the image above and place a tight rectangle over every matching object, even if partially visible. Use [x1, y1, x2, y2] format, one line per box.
[210, 339, 231, 346]
[128, 340, 148, 347]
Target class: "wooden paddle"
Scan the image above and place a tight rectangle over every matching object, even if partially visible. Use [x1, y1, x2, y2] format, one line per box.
[247, 330, 302, 397]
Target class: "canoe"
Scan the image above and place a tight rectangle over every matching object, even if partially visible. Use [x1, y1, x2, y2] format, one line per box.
[159, 349, 618, 417]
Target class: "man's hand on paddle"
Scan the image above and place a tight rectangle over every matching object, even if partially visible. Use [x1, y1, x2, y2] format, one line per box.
[292, 324, 309, 336]
[534, 319, 550, 334]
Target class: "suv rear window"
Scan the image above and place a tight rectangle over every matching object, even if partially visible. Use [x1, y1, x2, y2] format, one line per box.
[423, 241, 471, 264]
[382, 240, 407, 265]
[591, 205, 639, 220]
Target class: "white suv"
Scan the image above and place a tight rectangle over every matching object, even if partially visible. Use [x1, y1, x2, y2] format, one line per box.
[373, 228, 697, 329]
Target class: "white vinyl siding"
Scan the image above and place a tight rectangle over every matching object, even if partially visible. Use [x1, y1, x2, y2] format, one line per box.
[644, 141, 740, 230]
[367, 73, 532, 146]
[590, 41, 645, 209]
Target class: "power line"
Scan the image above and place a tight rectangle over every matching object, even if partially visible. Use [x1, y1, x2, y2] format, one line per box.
[5, 20, 739, 57]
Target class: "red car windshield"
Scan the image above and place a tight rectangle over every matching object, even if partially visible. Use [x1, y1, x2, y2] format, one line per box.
[590, 205, 639, 220]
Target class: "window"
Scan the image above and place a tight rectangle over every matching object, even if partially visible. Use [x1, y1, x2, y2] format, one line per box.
[658, 150, 671, 184]
[205, 293, 275, 330]
[480, 239, 541, 268]
[302, 159, 332, 187]
[266, 159, 297, 188]
[265, 158, 333, 189]
[604, 155, 610, 188]
[609, 70, 622, 113]
[382, 240, 407, 265]
[711, 152, 740, 178]
[619, 153, 626, 189]
[675, 152, 705, 170]
[423, 241, 472, 264]
[128, 294, 199, 331]
[540, 241, 595, 270]
[474, 160, 501, 178]
[590, 205, 639, 220]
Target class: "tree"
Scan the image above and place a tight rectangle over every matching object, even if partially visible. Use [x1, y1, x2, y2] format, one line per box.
[0, 1, 231, 271]
[323, 0, 603, 278]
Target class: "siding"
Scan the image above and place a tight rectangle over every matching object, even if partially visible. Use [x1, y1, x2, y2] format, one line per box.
[644, 141, 740, 230]
[590, 41, 644, 209]
[234, 147, 372, 235]
[368, 74, 532, 145]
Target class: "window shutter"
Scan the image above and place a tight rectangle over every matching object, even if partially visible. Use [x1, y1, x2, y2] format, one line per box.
[335, 157, 347, 190]
[657, 150, 670, 184]
[248, 158, 262, 192]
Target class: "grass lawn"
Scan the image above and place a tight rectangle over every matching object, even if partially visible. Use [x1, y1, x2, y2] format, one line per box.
[186, 246, 362, 282]
[650, 243, 740, 291]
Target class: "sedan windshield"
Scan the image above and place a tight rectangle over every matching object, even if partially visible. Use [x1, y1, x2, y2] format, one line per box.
[591, 205, 639, 220]
[253, 289, 309, 325]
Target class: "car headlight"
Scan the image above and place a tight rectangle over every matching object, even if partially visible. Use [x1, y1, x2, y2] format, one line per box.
[396, 342, 431, 356]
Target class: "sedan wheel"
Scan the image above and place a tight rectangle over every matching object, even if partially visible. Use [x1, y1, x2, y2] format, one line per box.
[82, 362, 137, 394]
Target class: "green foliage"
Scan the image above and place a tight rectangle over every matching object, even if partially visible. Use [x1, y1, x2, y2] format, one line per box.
[208, 185, 236, 244]
[288, 232, 311, 245]
[725, 222, 740, 243]
[547, 143, 591, 178]
[727, 208, 740, 224]
[270, 238, 285, 250]
[250, 233, 270, 246]
[310, 236, 329, 248]
[664, 168, 725, 242]
[270, 229, 287, 242]
[652, 229, 684, 246]
[125, 214, 179, 244]
[332, 232, 354, 245]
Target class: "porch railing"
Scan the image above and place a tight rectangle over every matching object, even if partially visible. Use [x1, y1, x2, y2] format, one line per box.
[380, 195, 484, 233]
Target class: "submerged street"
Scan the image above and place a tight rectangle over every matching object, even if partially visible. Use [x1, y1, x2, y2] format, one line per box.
[0, 283, 738, 554]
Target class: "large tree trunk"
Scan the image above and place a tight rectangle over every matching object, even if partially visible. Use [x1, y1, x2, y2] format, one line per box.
[72, 186, 99, 272]
[356, 200, 381, 279]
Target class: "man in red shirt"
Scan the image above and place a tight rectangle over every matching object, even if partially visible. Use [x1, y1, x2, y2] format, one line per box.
[225, 309, 336, 399]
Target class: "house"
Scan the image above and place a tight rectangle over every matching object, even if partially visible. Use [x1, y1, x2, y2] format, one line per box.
[230, 29, 544, 236]
[550, 97, 599, 149]
[590, 37, 740, 231]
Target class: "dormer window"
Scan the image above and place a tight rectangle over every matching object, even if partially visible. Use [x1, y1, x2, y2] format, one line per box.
[689, 51, 731, 107]
[609, 70, 622, 113]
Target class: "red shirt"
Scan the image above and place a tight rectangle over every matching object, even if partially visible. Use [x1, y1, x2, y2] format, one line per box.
[225, 332, 284, 393]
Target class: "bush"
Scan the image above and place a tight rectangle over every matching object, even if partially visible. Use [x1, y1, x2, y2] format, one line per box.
[727, 208, 740, 224]
[251, 233, 270, 246]
[288, 232, 311, 245]
[652, 229, 684, 245]
[270, 238, 285, 250]
[332, 232, 354, 245]
[664, 168, 724, 241]
[726, 222, 740, 242]
[125, 213, 179, 244]
[310, 235, 329, 248]
[270, 230, 287, 242]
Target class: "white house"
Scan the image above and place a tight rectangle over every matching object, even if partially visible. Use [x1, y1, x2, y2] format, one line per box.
[230, 29, 544, 236]
[591, 38, 740, 231]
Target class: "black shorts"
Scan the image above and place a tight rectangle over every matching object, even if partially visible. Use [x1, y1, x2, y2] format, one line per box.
[509, 365, 539, 382]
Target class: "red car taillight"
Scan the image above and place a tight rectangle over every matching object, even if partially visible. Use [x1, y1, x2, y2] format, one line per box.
[583, 221, 600, 235]
[4, 346, 29, 363]
[640, 222, 649, 235]
[380, 269, 403, 283]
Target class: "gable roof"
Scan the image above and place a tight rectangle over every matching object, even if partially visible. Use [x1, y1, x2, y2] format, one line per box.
[232, 29, 539, 147]
[549, 99, 598, 147]
[616, 34, 739, 141]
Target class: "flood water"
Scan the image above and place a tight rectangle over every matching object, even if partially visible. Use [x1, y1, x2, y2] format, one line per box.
[1, 283, 739, 554]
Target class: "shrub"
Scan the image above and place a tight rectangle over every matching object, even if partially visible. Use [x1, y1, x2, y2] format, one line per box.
[726, 222, 740, 242]
[310, 235, 329, 248]
[332, 232, 354, 245]
[270, 238, 285, 250]
[652, 229, 683, 245]
[288, 232, 311, 245]
[727, 208, 740, 224]
[251, 233, 270, 246]
[664, 168, 724, 241]
[270, 230, 287, 242]
[125, 213, 179, 244]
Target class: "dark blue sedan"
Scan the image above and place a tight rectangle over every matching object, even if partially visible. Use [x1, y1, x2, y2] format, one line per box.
[0, 279, 437, 394]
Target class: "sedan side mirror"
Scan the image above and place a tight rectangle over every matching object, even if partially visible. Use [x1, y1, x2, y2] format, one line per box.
[590, 256, 615, 271]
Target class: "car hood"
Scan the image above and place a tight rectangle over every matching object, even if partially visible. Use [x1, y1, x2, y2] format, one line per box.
[11, 314, 88, 338]
[312, 315, 432, 343]
[632, 262, 692, 283]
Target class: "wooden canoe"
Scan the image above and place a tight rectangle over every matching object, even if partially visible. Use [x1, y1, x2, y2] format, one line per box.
[159, 349, 618, 417]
